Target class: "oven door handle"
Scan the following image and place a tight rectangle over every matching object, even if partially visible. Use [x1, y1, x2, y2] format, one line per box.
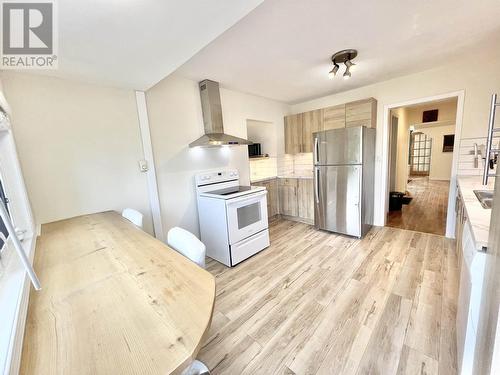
[226, 190, 267, 206]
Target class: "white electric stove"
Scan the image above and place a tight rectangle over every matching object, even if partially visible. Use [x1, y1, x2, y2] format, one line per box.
[195, 169, 270, 267]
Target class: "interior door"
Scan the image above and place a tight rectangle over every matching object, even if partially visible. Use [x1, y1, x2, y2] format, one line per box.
[315, 165, 361, 237]
[474, 175, 500, 374]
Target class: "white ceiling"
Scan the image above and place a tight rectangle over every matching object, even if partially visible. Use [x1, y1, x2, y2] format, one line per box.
[43, 0, 263, 89]
[176, 0, 500, 103]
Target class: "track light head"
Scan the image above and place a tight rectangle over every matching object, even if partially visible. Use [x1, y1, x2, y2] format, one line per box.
[328, 63, 339, 79]
[343, 65, 351, 80]
[345, 59, 356, 71]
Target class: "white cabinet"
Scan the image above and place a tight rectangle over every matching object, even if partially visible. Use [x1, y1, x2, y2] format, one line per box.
[456, 218, 487, 375]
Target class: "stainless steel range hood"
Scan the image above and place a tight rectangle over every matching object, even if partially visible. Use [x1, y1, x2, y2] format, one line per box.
[189, 80, 252, 147]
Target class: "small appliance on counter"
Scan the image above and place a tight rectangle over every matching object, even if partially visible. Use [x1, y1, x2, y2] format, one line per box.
[248, 143, 262, 158]
[195, 169, 270, 267]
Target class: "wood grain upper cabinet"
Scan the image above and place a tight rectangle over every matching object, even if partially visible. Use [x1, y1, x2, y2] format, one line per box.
[323, 104, 346, 130]
[284, 114, 302, 154]
[302, 109, 323, 153]
[345, 98, 377, 128]
[297, 179, 314, 223]
[278, 178, 298, 216]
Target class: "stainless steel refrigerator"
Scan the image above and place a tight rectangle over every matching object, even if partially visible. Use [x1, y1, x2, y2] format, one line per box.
[313, 126, 376, 238]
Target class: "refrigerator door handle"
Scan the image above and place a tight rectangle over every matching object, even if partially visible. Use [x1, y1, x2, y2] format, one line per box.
[314, 136, 319, 164]
[315, 167, 320, 204]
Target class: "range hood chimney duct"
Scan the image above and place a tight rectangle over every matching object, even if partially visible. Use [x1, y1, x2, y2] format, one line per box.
[189, 80, 252, 147]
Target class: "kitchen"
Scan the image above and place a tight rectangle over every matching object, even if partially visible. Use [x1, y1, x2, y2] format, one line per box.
[1, 1, 500, 375]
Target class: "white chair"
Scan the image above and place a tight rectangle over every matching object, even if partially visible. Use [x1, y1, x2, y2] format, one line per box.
[168, 227, 209, 375]
[122, 208, 143, 228]
[167, 227, 206, 268]
[181, 360, 210, 375]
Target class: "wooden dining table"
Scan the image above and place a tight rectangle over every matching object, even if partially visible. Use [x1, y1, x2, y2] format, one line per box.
[20, 211, 216, 375]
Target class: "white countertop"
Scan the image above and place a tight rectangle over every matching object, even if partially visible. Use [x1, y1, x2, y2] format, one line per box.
[457, 176, 495, 250]
[277, 174, 313, 180]
[250, 176, 277, 183]
[250, 174, 313, 183]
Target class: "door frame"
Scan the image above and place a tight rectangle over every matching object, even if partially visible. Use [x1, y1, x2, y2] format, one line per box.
[388, 114, 399, 192]
[380, 90, 465, 238]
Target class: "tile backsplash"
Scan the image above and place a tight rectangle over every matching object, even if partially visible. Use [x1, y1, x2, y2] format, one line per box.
[250, 153, 314, 181]
[293, 153, 314, 176]
[250, 135, 498, 182]
[277, 153, 313, 176]
[458, 136, 498, 176]
[249, 157, 278, 181]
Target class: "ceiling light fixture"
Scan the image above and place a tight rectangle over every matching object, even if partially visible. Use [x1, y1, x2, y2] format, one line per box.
[328, 49, 357, 80]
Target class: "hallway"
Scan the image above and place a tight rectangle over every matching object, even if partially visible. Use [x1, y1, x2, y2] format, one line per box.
[386, 177, 450, 235]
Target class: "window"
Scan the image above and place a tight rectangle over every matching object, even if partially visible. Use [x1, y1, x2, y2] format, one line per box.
[443, 134, 455, 152]
[410, 132, 432, 176]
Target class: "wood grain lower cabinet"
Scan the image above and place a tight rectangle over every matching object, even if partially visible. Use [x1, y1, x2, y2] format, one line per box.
[266, 178, 279, 218]
[302, 109, 323, 153]
[278, 178, 298, 217]
[297, 179, 314, 223]
[252, 178, 279, 220]
[323, 104, 346, 130]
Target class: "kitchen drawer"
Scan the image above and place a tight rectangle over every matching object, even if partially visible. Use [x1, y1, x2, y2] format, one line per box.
[278, 178, 298, 187]
[230, 229, 270, 266]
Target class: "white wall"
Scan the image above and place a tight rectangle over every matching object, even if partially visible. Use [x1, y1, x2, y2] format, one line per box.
[407, 99, 458, 125]
[0, 72, 154, 233]
[145, 74, 289, 237]
[290, 49, 500, 225]
[246, 119, 276, 157]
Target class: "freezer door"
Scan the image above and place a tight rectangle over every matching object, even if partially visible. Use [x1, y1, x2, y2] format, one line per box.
[314, 126, 363, 165]
[314, 165, 361, 237]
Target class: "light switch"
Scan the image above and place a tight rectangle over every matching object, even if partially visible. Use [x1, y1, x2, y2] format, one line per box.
[138, 159, 149, 172]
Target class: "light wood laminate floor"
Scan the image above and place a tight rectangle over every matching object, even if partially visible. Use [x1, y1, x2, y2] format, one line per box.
[386, 177, 450, 236]
[200, 219, 458, 375]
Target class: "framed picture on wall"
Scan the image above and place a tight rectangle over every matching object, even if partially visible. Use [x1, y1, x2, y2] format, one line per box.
[443, 134, 455, 152]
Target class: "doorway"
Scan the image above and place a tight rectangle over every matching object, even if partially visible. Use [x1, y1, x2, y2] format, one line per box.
[385, 97, 459, 236]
